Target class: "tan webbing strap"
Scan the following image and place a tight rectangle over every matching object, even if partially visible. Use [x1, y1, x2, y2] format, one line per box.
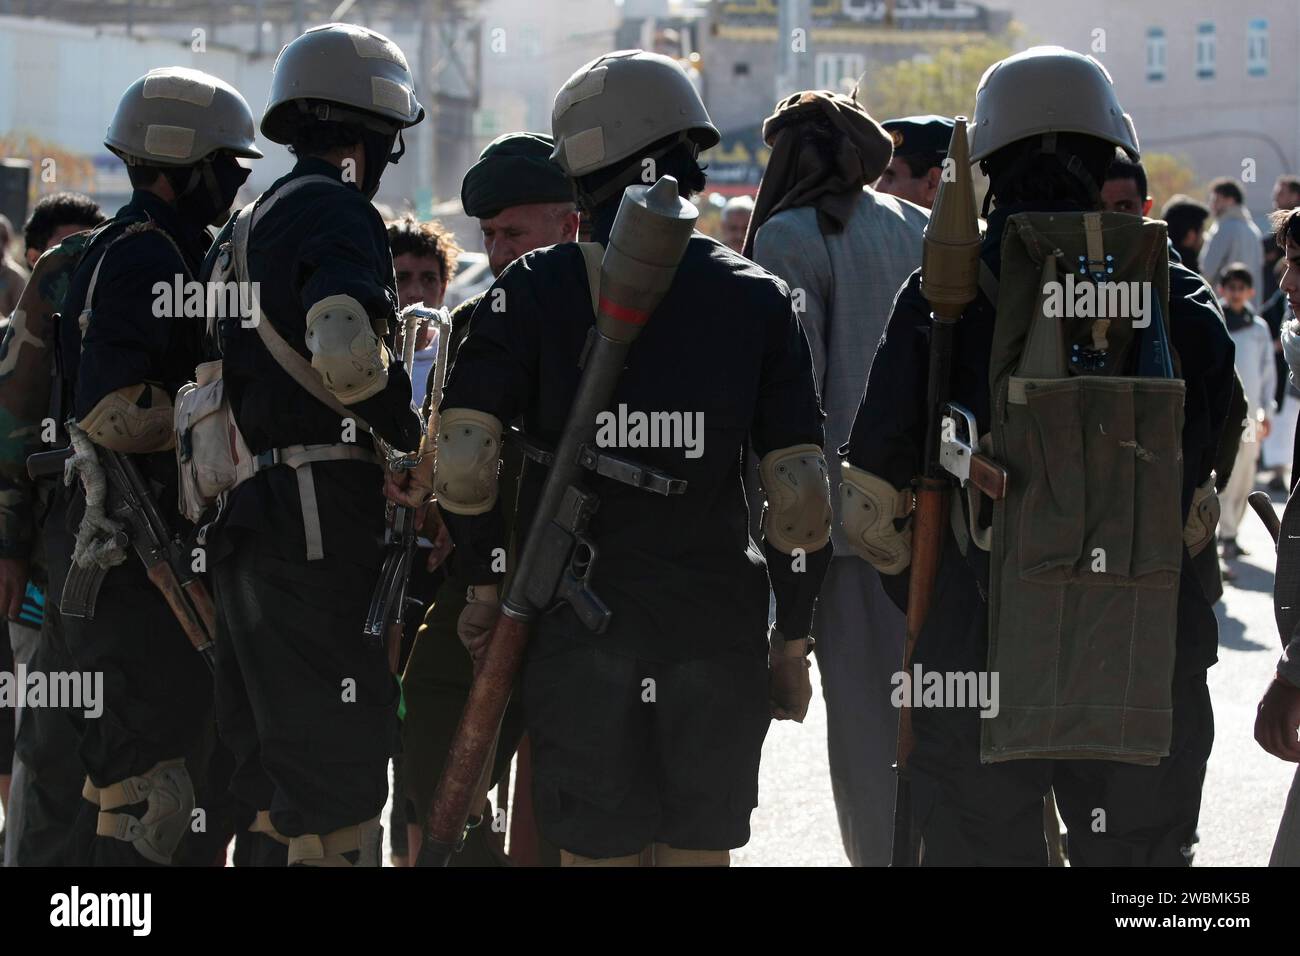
[82, 776, 100, 806]
[79, 220, 189, 346]
[229, 176, 388, 561]
[577, 241, 603, 316]
[286, 817, 378, 866]
[249, 809, 290, 846]
[230, 183, 375, 438]
[1083, 211, 1106, 275]
[98, 772, 150, 810]
[96, 811, 135, 840]
[295, 463, 325, 561]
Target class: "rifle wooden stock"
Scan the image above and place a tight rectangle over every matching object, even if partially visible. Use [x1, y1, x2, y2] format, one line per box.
[891, 115, 980, 868]
[146, 562, 216, 672]
[424, 612, 530, 864]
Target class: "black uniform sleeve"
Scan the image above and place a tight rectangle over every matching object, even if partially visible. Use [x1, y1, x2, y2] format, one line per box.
[294, 206, 421, 451]
[1168, 263, 1236, 520]
[843, 273, 932, 610]
[751, 291, 831, 641]
[438, 267, 542, 585]
[844, 273, 930, 488]
[74, 232, 196, 419]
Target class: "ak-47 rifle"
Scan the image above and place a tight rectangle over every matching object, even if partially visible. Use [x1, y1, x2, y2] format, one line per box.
[28, 428, 217, 672]
[364, 303, 452, 674]
[891, 117, 997, 867]
[421, 176, 698, 865]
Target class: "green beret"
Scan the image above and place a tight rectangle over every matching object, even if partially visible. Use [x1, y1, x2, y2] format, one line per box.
[460, 132, 573, 218]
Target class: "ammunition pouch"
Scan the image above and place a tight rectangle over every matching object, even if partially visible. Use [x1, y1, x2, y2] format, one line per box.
[1183, 473, 1219, 558]
[434, 408, 503, 515]
[984, 212, 1183, 765]
[758, 444, 832, 555]
[78, 383, 175, 454]
[838, 463, 913, 574]
[94, 758, 195, 865]
[304, 294, 390, 405]
[287, 817, 382, 867]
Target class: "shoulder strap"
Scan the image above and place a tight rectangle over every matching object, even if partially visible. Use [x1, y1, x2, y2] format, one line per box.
[577, 241, 603, 316]
[79, 219, 189, 349]
[231, 177, 373, 436]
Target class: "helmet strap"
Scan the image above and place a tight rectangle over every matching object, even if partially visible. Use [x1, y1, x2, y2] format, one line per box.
[576, 132, 693, 211]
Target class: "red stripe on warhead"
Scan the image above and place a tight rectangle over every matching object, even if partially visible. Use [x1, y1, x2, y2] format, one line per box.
[598, 296, 649, 326]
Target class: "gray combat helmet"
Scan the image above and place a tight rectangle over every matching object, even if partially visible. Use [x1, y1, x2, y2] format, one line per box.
[261, 22, 425, 144]
[105, 67, 263, 165]
[968, 46, 1139, 164]
[551, 50, 719, 178]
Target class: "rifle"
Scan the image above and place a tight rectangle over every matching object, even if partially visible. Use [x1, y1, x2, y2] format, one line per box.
[364, 303, 451, 673]
[891, 117, 985, 867]
[28, 430, 217, 672]
[422, 177, 698, 865]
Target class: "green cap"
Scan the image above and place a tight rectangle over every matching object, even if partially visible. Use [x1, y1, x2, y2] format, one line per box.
[461, 132, 573, 218]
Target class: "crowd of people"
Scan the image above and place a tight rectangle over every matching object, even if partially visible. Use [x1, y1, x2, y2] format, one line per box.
[0, 24, 1296, 871]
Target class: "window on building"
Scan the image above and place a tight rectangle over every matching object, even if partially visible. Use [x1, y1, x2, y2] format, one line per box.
[1145, 27, 1166, 82]
[1196, 21, 1216, 80]
[814, 53, 865, 93]
[1247, 19, 1268, 77]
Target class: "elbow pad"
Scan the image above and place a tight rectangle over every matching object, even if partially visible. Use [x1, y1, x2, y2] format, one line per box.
[434, 408, 503, 515]
[78, 383, 175, 454]
[839, 462, 913, 574]
[304, 294, 390, 405]
[1183, 474, 1220, 558]
[759, 444, 832, 555]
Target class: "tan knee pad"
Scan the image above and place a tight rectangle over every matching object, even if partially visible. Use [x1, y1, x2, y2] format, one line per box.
[94, 758, 195, 865]
[560, 847, 654, 867]
[249, 809, 290, 846]
[652, 843, 731, 867]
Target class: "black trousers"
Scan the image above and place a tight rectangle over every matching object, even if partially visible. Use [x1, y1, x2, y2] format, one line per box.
[522, 624, 771, 859]
[11, 604, 85, 866]
[910, 668, 1214, 866]
[213, 532, 399, 841]
[59, 559, 212, 866]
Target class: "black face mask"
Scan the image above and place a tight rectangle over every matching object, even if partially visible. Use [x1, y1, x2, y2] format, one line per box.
[359, 128, 404, 199]
[168, 154, 251, 228]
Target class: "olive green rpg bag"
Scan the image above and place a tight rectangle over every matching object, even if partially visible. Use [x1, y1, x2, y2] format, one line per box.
[982, 211, 1183, 765]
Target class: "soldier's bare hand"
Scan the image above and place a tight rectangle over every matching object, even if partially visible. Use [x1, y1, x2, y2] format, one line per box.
[420, 503, 454, 571]
[383, 467, 430, 508]
[769, 655, 812, 722]
[1255, 676, 1300, 761]
[0, 558, 28, 621]
[458, 584, 500, 667]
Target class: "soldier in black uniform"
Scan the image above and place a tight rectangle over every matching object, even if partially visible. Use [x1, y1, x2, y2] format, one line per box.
[205, 23, 423, 867]
[401, 131, 577, 865]
[843, 48, 1235, 865]
[46, 67, 261, 866]
[427, 51, 832, 866]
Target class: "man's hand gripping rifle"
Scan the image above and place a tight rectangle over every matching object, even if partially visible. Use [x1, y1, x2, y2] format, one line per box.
[366, 302, 452, 674]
